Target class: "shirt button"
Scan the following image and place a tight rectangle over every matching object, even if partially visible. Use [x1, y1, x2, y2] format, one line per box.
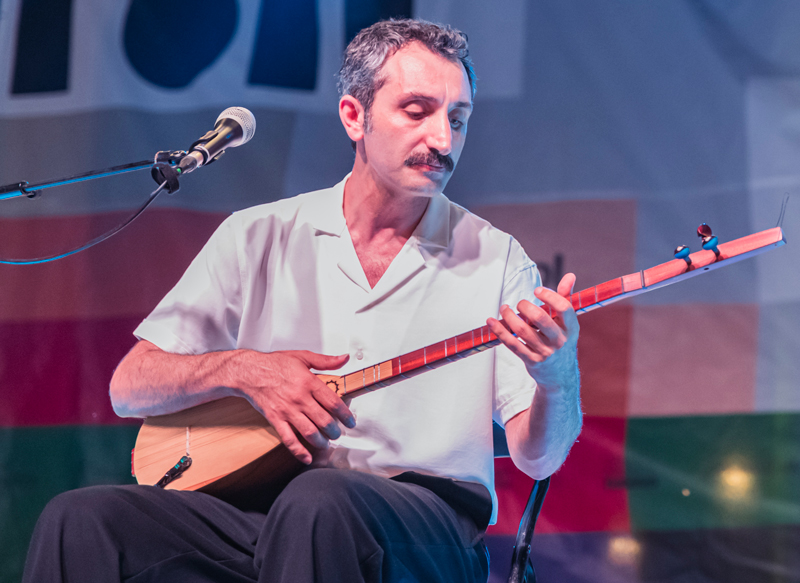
[355, 350, 364, 360]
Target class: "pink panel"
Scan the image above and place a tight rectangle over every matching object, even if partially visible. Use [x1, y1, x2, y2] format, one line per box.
[473, 200, 636, 290]
[628, 304, 759, 416]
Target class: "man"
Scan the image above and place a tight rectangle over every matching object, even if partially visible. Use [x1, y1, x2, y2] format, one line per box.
[23, 18, 581, 583]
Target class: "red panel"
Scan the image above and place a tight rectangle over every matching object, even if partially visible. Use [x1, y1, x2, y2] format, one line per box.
[0, 209, 226, 322]
[489, 417, 630, 535]
[578, 305, 632, 418]
[0, 316, 145, 426]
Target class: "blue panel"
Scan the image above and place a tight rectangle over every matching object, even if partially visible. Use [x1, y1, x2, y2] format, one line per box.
[345, 0, 413, 45]
[123, 0, 238, 89]
[11, 0, 72, 94]
[248, 0, 318, 91]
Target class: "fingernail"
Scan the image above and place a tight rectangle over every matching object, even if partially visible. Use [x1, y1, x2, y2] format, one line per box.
[346, 417, 356, 428]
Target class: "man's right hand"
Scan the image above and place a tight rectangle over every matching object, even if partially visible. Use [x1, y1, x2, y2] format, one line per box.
[231, 350, 354, 465]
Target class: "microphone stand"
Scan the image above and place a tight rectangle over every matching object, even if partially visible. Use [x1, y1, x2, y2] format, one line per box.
[0, 151, 186, 202]
[0, 152, 186, 264]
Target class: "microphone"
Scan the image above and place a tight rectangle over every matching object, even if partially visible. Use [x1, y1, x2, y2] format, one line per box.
[178, 107, 256, 174]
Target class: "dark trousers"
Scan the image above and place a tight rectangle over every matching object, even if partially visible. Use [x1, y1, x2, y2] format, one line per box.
[23, 468, 491, 582]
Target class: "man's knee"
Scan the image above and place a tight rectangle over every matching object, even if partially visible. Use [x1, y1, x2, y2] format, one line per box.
[275, 469, 382, 513]
[37, 485, 135, 539]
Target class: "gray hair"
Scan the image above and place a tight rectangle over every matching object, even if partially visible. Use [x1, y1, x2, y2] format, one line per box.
[337, 19, 476, 131]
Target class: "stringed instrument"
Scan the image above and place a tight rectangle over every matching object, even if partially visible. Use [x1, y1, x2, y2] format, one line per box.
[131, 223, 787, 505]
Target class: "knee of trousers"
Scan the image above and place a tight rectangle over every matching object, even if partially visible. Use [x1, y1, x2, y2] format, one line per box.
[36, 485, 135, 541]
[266, 469, 385, 534]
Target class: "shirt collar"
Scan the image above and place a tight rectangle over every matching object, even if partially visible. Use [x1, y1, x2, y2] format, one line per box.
[307, 173, 451, 250]
[305, 174, 349, 237]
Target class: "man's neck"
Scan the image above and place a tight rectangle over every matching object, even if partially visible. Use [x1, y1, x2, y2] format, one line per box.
[342, 163, 433, 288]
[343, 164, 431, 247]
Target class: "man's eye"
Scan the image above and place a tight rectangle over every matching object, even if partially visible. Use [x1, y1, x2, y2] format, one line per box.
[450, 118, 464, 128]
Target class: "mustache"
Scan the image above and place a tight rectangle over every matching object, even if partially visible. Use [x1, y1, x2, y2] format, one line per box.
[404, 150, 454, 173]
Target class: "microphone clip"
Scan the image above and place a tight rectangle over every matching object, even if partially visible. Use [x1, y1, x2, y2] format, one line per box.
[150, 150, 186, 194]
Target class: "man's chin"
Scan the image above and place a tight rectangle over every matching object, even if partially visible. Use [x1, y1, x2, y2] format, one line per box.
[405, 167, 451, 193]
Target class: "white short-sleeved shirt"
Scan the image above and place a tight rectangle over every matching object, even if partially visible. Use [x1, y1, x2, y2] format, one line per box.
[134, 175, 540, 523]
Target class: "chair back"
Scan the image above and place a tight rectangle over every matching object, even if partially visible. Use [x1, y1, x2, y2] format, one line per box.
[492, 422, 551, 583]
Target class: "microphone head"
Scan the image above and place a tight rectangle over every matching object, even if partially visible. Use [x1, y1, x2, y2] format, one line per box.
[216, 107, 256, 145]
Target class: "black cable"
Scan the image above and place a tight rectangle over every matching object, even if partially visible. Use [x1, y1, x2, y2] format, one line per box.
[0, 181, 169, 265]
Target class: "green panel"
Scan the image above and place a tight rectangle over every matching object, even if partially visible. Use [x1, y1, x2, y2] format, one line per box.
[626, 413, 800, 531]
[0, 425, 139, 583]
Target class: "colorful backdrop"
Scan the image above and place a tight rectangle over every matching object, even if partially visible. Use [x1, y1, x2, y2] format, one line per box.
[1, 1, 799, 581]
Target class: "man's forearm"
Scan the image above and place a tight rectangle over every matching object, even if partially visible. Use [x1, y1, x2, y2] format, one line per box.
[109, 340, 242, 418]
[505, 360, 582, 479]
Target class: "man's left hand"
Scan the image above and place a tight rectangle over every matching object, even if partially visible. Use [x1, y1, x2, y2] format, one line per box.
[487, 273, 579, 390]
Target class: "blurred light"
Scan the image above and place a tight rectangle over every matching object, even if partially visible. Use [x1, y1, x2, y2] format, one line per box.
[682, 488, 691, 497]
[608, 535, 641, 566]
[718, 464, 755, 501]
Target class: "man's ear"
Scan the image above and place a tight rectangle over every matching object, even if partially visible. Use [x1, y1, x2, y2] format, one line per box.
[339, 95, 366, 143]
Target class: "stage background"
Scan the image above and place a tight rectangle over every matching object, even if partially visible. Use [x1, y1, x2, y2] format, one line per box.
[1, 1, 799, 581]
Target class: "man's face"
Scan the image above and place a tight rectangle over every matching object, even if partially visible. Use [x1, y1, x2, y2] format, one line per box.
[360, 42, 473, 197]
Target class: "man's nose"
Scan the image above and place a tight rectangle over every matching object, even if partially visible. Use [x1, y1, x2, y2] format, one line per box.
[425, 111, 452, 155]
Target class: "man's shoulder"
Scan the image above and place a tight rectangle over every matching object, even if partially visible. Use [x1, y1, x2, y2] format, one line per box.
[439, 194, 514, 244]
[232, 185, 338, 224]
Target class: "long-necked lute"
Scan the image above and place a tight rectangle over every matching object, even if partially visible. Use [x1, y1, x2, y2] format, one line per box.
[132, 224, 786, 504]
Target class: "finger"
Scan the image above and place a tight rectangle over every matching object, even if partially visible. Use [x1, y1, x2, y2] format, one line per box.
[271, 419, 313, 464]
[302, 403, 342, 440]
[312, 382, 356, 428]
[287, 410, 330, 451]
[297, 351, 350, 371]
[557, 273, 577, 297]
[487, 316, 544, 364]
[533, 286, 573, 315]
[500, 308, 563, 361]
[513, 301, 565, 345]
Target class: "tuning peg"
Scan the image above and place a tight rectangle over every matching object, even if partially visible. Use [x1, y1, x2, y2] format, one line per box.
[674, 245, 692, 266]
[697, 223, 720, 257]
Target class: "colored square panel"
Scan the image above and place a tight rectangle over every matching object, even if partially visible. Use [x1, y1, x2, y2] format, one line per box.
[626, 414, 800, 531]
[0, 210, 225, 322]
[491, 416, 629, 535]
[578, 305, 633, 418]
[473, 200, 636, 292]
[638, 524, 800, 583]
[755, 301, 800, 413]
[628, 304, 758, 417]
[0, 317, 143, 426]
[0, 426, 138, 582]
